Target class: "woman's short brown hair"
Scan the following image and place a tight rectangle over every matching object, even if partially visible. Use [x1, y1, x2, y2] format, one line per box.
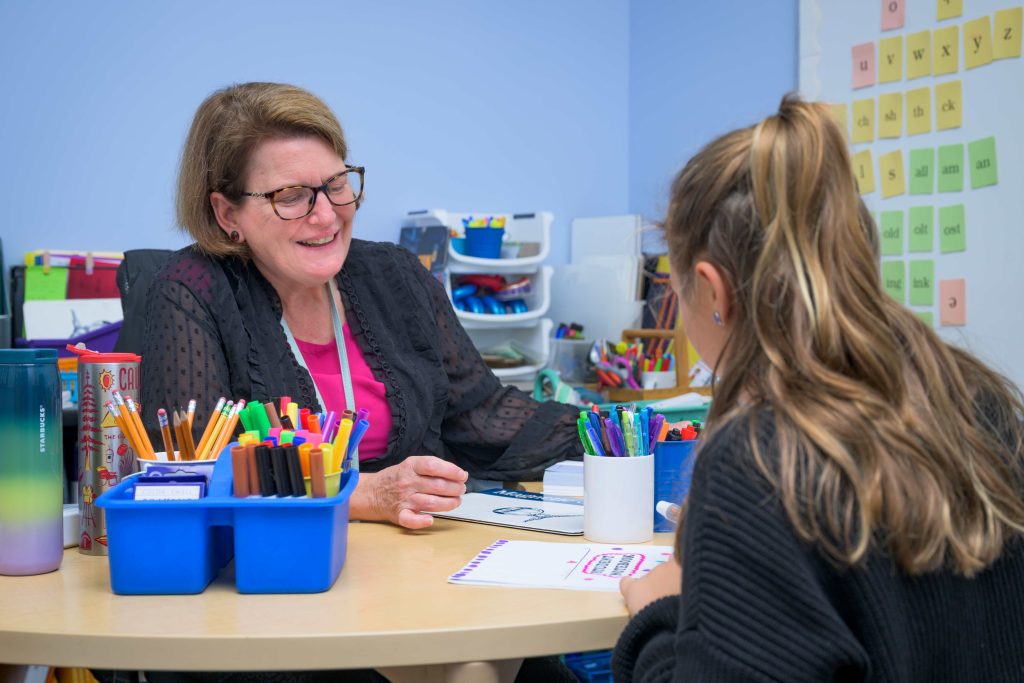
[176, 82, 348, 258]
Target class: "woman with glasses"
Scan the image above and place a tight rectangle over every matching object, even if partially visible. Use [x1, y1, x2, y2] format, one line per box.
[611, 97, 1024, 682]
[139, 82, 584, 534]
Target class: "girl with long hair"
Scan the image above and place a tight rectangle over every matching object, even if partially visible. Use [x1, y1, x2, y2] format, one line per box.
[612, 96, 1024, 682]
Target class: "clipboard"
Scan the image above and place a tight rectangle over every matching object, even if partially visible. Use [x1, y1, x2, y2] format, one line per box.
[432, 488, 584, 535]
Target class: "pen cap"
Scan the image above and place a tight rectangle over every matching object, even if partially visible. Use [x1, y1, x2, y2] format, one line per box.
[0, 349, 64, 575]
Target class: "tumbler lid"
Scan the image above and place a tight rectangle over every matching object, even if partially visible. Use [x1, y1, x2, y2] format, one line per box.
[66, 344, 140, 363]
[0, 348, 58, 365]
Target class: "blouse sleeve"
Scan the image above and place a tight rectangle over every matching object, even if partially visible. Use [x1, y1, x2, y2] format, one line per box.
[138, 276, 233, 446]
[401, 249, 583, 481]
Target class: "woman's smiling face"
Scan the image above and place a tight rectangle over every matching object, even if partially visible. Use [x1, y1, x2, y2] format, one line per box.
[220, 136, 356, 293]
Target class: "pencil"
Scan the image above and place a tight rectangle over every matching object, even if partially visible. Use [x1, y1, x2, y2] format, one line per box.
[110, 392, 143, 455]
[210, 399, 245, 459]
[194, 396, 226, 458]
[124, 394, 155, 459]
[199, 401, 231, 459]
[180, 409, 197, 460]
[172, 411, 189, 461]
[185, 399, 196, 430]
[106, 401, 145, 458]
[157, 408, 175, 461]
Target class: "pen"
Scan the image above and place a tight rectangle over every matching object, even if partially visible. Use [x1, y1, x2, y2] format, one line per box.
[604, 418, 622, 456]
[577, 418, 594, 455]
[584, 423, 605, 456]
[639, 407, 650, 455]
[346, 418, 370, 460]
[649, 413, 665, 451]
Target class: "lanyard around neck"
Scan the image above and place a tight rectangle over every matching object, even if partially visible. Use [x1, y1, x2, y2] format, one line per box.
[280, 279, 358, 469]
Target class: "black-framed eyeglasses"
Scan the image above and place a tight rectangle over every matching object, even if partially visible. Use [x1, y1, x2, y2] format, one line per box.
[242, 165, 365, 220]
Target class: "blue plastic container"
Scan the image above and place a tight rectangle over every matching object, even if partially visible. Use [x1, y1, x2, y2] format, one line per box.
[96, 445, 358, 595]
[653, 439, 697, 532]
[464, 227, 504, 258]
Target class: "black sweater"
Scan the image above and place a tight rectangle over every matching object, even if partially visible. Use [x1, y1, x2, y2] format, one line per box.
[613, 412, 1024, 682]
[138, 240, 582, 479]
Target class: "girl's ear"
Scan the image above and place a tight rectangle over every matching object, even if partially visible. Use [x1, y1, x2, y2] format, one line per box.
[694, 261, 733, 323]
[209, 192, 241, 238]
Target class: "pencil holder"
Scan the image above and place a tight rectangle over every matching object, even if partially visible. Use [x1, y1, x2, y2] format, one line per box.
[464, 227, 505, 258]
[583, 454, 653, 543]
[640, 370, 676, 390]
[96, 443, 357, 595]
[653, 440, 697, 532]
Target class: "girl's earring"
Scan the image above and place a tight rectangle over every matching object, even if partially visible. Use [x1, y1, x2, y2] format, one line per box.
[230, 230, 241, 243]
[712, 310, 724, 326]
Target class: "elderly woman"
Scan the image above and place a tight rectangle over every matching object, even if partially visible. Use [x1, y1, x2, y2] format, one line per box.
[139, 81, 582, 530]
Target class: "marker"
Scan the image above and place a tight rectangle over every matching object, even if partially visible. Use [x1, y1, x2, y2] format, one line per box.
[656, 501, 681, 523]
[346, 418, 370, 459]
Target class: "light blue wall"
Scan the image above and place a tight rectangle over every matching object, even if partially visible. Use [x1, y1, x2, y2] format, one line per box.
[628, 1, 799, 221]
[0, 1, 629, 266]
[0, 2, 799, 269]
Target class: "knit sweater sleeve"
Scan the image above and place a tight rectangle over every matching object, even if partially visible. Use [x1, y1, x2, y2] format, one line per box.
[613, 414, 869, 683]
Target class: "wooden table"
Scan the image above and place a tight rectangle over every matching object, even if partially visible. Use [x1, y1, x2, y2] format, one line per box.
[0, 518, 672, 683]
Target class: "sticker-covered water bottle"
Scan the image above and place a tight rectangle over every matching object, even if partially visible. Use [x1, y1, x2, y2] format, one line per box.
[73, 347, 142, 554]
[0, 349, 64, 576]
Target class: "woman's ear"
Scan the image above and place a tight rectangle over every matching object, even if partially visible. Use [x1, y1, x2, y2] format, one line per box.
[693, 261, 733, 324]
[209, 192, 241, 238]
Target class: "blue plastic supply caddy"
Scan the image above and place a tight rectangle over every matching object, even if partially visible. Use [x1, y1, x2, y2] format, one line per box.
[96, 444, 358, 595]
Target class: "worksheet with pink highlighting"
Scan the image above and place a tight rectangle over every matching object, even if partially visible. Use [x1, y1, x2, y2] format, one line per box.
[448, 539, 674, 592]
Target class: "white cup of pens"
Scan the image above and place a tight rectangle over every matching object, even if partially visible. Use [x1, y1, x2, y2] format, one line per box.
[580, 405, 661, 543]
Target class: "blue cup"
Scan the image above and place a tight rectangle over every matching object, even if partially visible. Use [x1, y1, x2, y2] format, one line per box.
[464, 227, 505, 258]
[653, 439, 697, 532]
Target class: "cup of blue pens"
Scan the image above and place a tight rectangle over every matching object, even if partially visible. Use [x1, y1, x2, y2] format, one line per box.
[579, 406, 660, 543]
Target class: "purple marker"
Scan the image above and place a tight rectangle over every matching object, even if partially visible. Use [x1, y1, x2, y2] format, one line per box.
[649, 413, 665, 453]
[321, 410, 337, 442]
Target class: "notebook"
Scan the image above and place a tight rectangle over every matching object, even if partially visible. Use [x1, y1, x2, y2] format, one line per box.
[449, 539, 674, 592]
[433, 488, 584, 535]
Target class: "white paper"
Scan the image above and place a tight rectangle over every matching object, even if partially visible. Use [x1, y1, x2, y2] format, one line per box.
[449, 539, 674, 592]
[433, 489, 584, 535]
[22, 298, 122, 340]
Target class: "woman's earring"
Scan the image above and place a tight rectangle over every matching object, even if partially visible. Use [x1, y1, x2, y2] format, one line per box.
[230, 230, 241, 243]
[712, 310, 724, 326]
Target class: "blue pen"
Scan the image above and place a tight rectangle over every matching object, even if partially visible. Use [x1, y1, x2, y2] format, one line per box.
[640, 407, 650, 455]
[346, 418, 371, 459]
[587, 410, 602, 437]
[611, 422, 627, 457]
[584, 423, 605, 456]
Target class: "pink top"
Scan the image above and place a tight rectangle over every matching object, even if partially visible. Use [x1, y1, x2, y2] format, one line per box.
[294, 325, 392, 461]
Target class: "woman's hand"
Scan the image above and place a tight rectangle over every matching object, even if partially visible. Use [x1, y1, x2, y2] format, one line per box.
[620, 556, 682, 616]
[351, 456, 469, 529]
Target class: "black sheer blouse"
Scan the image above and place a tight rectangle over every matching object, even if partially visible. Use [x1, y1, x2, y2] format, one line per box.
[139, 239, 583, 479]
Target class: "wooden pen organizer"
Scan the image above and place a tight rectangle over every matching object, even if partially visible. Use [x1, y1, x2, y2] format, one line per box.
[603, 327, 713, 403]
[96, 445, 358, 595]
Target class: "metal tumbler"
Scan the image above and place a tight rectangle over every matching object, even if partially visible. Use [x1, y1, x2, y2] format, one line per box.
[77, 351, 141, 554]
[0, 349, 64, 575]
